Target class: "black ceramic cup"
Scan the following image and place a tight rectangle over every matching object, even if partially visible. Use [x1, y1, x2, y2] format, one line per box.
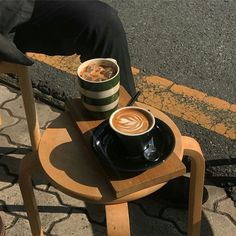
[109, 106, 155, 157]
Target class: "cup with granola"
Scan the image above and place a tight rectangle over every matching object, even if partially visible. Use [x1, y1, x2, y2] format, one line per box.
[77, 58, 120, 119]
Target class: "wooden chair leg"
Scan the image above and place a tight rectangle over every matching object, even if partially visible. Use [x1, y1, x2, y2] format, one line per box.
[105, 203, 130, 236]
[0, 62, 41, 151]
[17, 65, 41, 152]
[18, 152, 43, 236]
[182, 136, 205, 236]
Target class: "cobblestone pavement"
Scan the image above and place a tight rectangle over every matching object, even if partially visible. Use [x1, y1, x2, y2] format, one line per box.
[0, 83, 236, 235]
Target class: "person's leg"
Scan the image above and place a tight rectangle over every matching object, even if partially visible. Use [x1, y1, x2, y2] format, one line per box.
[14, 0, 136, 96]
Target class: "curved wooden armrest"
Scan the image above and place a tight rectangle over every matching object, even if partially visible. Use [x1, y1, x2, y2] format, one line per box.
[182, 136, 205, 236]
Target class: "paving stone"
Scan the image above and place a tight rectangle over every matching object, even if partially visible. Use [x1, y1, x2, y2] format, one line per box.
[162, 206, 236, 236]
[1, 151, 49, 187]
[3, 96, 26, 119]
[0, 109, 18, 129]
[1, 185, 70, 233]
[0, 153, 24, 175]
[5, 217, 31, 236]
[0, 135, 17, 155]
[34, 184, 48, 191]
[217, 198, 236, 222]
[0, 85, 17, 107]
[133, 193, 168, 217]
[129, 203, 183, 236]
[0, 149, 49, 185]
[34, 188, 70, 233]
[203, 185, 227, 211]
[1, 119, 30, 146]
[3, 96, 61, 128]
[31, 161, 51, 187]
[0, 166, 16, 189]
[50, 211, 106, 236]
[161, 207, 188, 233]
[202, 209, 236, 236]
[48, 186, 86, 208]
[0, 184, 26, 217]
[49, 186, 105, 223]
[0, 211, 16, 229]
[86, 203, 105, 223]
[36, 101, 61, 128]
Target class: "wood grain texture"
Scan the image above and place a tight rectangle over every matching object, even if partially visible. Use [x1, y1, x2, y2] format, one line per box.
[64, 86, 186, 198]
[39, 112, 170, 204]
[182, 136, 205, 236]
[106, 203, 130, 236]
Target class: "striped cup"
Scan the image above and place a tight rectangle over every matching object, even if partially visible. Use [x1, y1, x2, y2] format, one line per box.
[77, 58, 120, 119]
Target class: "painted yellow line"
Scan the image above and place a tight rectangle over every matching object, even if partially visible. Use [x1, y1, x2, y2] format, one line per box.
[135, 73, 235, 140]
[28, 53, 81, 75]
[28, 53, 236, 140]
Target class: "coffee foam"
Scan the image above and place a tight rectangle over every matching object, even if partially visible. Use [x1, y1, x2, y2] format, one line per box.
[112, 108, 151, 135]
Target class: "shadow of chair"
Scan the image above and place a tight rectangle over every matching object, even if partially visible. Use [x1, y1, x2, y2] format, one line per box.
[0, 61, 205, 236]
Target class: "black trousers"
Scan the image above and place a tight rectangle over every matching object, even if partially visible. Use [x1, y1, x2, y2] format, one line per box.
[14, 0, 136, 96]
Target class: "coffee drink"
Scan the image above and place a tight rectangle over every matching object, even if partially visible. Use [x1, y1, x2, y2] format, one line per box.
[80, 63, 116, 82]
[109, 106, 155, 157]
[109, 106, 155, 156]
[111, 107, 153, 135]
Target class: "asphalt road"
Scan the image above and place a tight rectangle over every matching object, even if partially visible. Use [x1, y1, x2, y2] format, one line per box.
[103, 0, 236, 103]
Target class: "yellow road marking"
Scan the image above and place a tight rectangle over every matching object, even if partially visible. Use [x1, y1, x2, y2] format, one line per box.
[28, 53, 236, 140]
[136, 74, 235, 140]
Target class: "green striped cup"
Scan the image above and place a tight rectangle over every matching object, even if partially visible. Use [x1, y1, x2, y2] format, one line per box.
[77, 58, 120, 119]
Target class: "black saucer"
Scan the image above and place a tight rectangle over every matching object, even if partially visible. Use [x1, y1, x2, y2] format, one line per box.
[91, 118, 175, 172]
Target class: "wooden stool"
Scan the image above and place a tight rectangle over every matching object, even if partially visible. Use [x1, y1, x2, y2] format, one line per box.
[0, 61, 205, 236]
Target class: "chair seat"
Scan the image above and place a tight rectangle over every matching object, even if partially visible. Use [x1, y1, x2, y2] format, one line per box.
[38, 102, 185, 204]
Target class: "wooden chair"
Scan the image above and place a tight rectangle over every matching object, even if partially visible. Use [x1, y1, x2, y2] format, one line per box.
[0, 61, 205, 236]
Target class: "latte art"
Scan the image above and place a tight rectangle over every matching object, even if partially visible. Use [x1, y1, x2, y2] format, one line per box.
[112, 108, 151, 134]
[109, 106, 156, 156]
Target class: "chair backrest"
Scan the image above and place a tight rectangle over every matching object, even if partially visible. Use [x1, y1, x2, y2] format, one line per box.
[0, 61, 41, 151]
